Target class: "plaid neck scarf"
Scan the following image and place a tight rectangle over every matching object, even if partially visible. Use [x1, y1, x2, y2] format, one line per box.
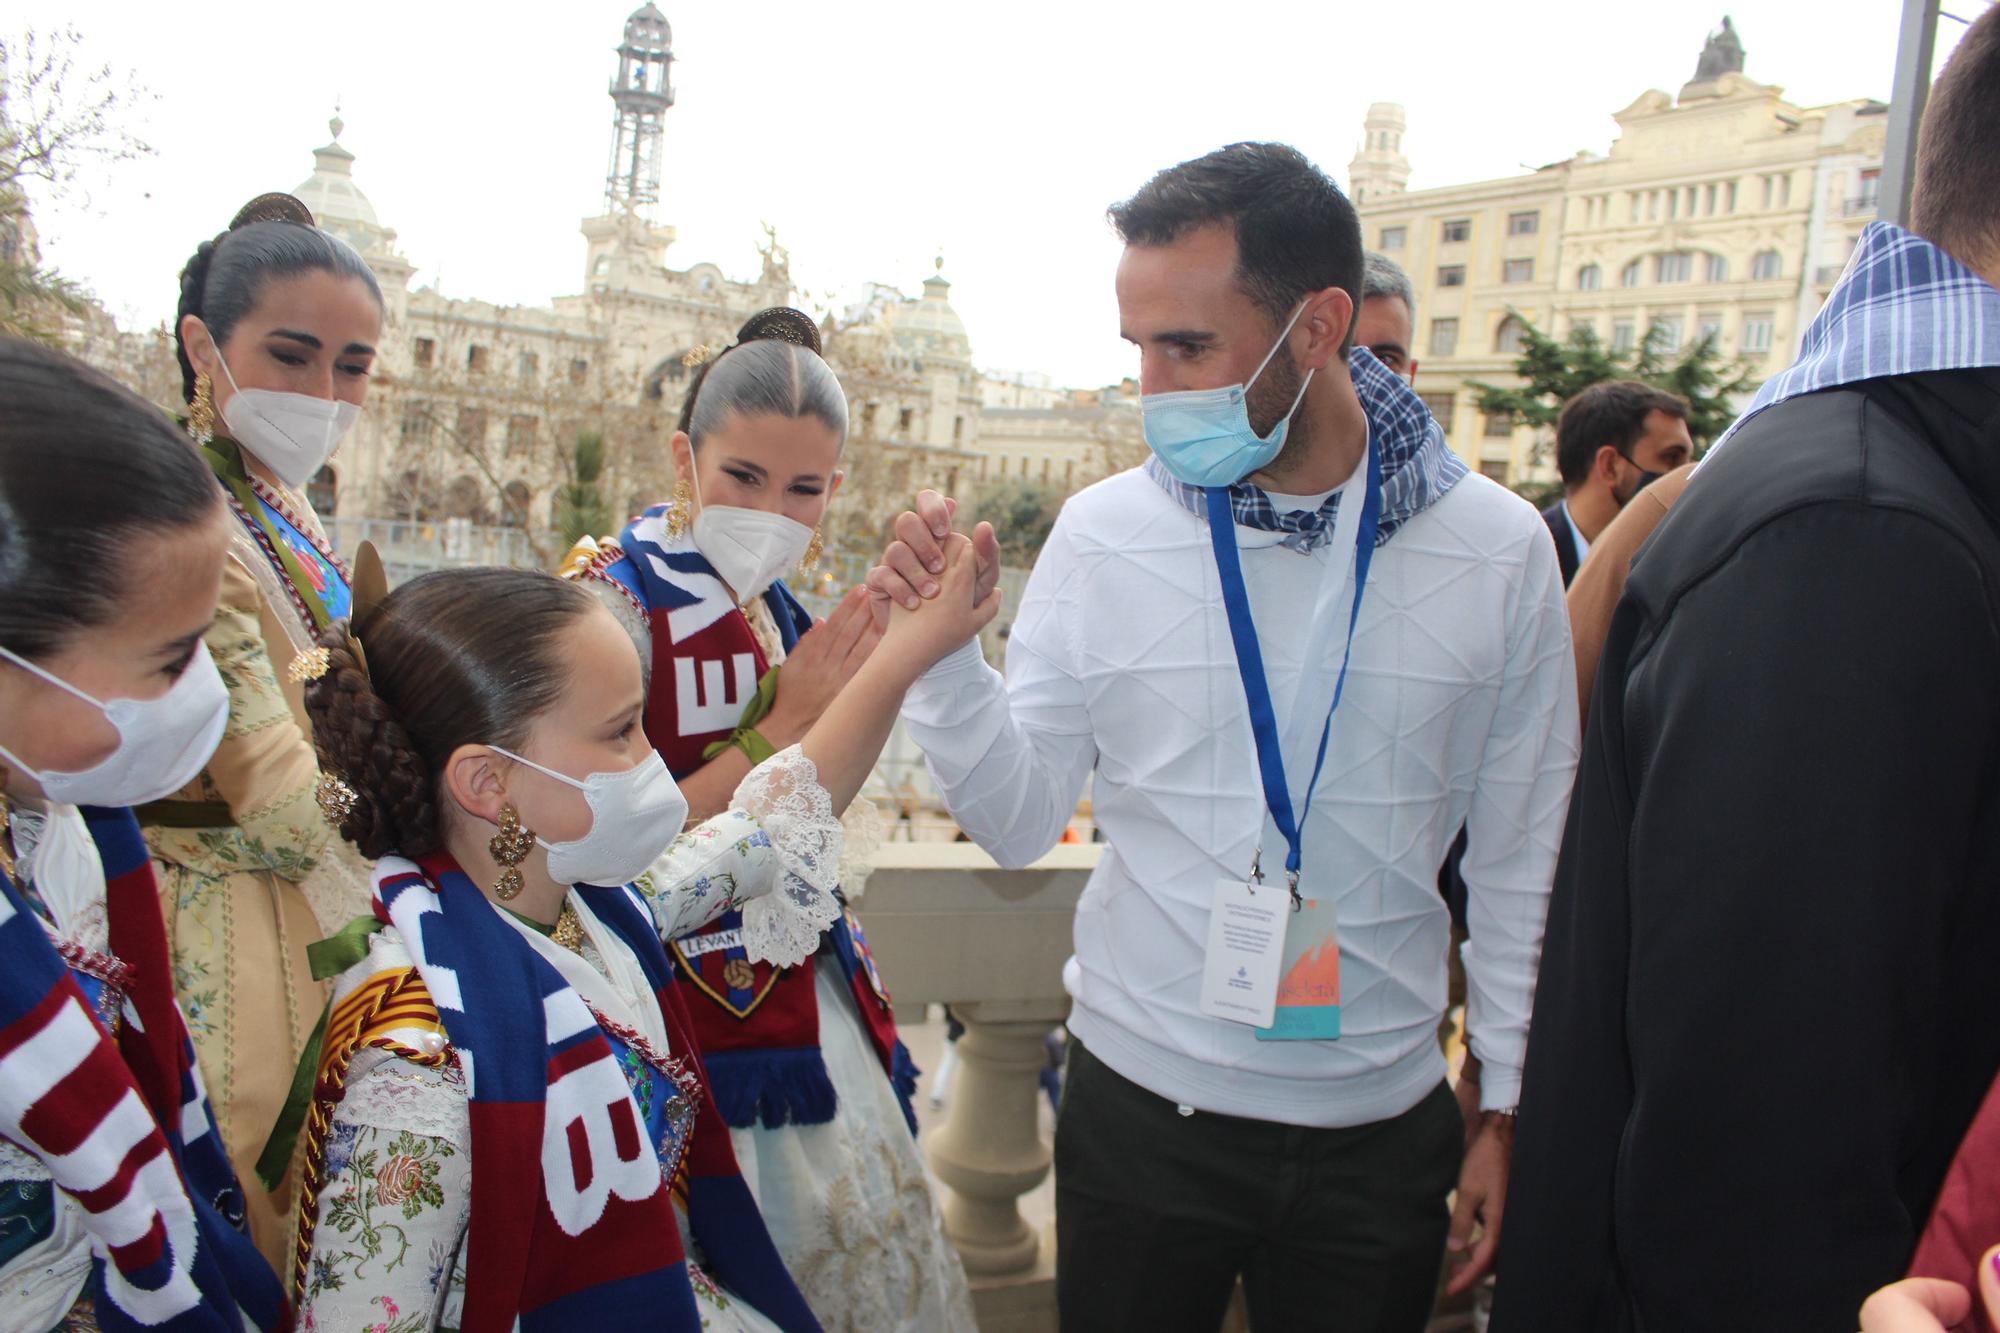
[1145, 347, 1467, 552]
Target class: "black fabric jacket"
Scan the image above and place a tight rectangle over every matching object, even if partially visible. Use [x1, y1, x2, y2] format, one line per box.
[1542, 499, 1582, 588]
[1493, 367, 2000, 1332]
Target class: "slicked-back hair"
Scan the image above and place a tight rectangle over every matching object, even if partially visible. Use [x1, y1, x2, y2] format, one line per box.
[1911, 3, 2000, 273]
[1109, 142, 1364, 349]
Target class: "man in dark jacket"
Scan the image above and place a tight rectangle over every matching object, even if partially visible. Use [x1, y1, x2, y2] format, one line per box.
[1494, 11, 2000, 1330]
[1539, 381, 1691, 588]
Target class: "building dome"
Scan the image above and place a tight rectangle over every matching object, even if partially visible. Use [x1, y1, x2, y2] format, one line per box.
[292, 114, 380, 229]
[891, 258, 972, 364]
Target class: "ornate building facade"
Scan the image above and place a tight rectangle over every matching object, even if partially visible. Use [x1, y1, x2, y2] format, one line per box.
[1355, 21, 1888, 481]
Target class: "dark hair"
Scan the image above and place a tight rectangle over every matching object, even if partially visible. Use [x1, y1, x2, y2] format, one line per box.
[1109, 142, 1364, 348]
[0, 336, 224, 658]
[1554, 380, 1691, 489]
[304, 568, 595, 859]
[676, 307, 847, 450]
[1911, 3, 2000, 271]
[174, 194, 385, 402]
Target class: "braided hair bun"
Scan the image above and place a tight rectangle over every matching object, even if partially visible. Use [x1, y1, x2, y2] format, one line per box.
[676, 306, 846, 446]
[304, 618, 438, 859]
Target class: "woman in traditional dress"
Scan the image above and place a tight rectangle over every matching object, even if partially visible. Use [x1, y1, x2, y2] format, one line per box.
[562, 309, 976, 1331]
[150, 191, 382, 1266]
[290, 548, 995, 1331]
[0, 338, 289, 1330]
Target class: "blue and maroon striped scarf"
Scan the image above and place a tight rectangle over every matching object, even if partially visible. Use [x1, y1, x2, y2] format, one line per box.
[371, 853, 817, 1332]
[0, 806, 286, 1332]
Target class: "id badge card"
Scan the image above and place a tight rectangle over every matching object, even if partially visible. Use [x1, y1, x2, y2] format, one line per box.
[1198, 877, 1288, 1029]
[1256, 885, 1341, 1041]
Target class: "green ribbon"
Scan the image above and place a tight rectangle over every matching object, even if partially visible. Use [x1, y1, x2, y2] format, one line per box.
[701, 666, 782, 766]
[202, 435, 341, 634]
[256, 915, 383, 1191]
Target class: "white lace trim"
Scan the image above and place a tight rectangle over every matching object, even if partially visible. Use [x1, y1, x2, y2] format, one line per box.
[332, 1049, 470, 1147]
[731, 745, 844, 968]
[0, 1137, 51, 1182]
[837, 796, 885, 904]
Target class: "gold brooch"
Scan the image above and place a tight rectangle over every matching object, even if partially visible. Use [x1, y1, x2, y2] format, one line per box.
[288, 645, 332, 684]
[315, 772, 358, 826]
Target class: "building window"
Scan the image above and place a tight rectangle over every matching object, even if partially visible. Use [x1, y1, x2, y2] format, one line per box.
[1440, 218, 1471, 244]
[1651, 316, 1684, 352]
[517, 352, 539, 385]
[1858, 168, 1881, 208]
[1742, 314, 1775, 353]
[1484, 410, 1515, 439]
[307, 465, 337, 516]
[1041, 458, 1051, 483]
[897, 407, 914, 435]
[501, 480, 531, 529]
[467, 345, 489, 375]
[1429, 318, 1459, 357]
[1667, 189, 1679, 220]
[1419, 392, 1456, 423]
[1380, 225, 1407, 251]
[1751, 250, 1783, 281]
[1494, 315, 1528, 355]
[1621, 259, 1643, 288]
[1698, 315, 1724, 346]
[1480, 459, 1511, 483]
[952, 415, 964, 444]
[1704, 183, 1718, 214]
[1656, 252, 1692, 283]
[1502, 258, 1534, 284]
[505, 414, 537, 455]
[1436, 264, 1466, 288]
[1065, 460, 1075, 488]
[413, 337, 436, 369]
[1507, 210, 1540, 236]
[456, 407, 487, 450]
[569, 358, 590, 385]
[860, 401, 879, 436]
[1706, 253, 1730, 282]
[1611, 320, 1637, 353]
[1727, 180, 1739, 211]
[1577, 263, 1603, 290]
[399, 400, 433, 444]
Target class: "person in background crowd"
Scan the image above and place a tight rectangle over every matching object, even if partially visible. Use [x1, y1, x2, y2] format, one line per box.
[1564, 461, 1694, 729]
[151, 191, 382, 1266]
[1539, 380, 1692, 587]
[1355, 250, 1418, 383]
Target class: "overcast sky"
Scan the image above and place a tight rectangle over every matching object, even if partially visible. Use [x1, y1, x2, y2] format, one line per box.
[13, 0, 1981, 389]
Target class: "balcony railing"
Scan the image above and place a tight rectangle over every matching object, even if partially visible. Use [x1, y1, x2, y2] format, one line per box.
[1843, 195, 1878, 217]
[320, 516, 541, 581]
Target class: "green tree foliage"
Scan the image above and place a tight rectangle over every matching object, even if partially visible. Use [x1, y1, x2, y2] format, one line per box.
[1470, 314, 1760, 457]
[554, 431, 612, 546]
[968, 477, 1063, 568]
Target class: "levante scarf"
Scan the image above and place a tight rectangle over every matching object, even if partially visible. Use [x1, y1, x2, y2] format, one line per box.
[297, 853, 816, 1332]
[574, 510, 919, 1133]
[0, 806, 287, 1332]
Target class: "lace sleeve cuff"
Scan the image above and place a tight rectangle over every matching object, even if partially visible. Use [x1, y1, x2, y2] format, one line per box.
[730, 744, 845, 968]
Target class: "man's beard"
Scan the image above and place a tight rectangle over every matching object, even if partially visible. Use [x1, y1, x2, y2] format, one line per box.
[1245, 343, 1313, 484]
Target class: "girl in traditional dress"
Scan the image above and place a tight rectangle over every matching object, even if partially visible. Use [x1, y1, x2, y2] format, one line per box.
[0, 338, 289, 1331]
[562, 309, 976, 1331]
[290, 548, 994, 1331]
[150, 191, 382, 1266]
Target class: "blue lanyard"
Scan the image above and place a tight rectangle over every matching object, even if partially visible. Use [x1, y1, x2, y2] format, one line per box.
[1203, 436, 1383, 897]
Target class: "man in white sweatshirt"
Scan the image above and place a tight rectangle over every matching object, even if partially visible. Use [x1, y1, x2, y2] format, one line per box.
[868, 142, 1577, 1332]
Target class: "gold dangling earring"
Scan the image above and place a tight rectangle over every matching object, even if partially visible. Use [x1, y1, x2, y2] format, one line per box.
[664, 476, 695, 540]
[187, 373, 216, 445]
[488, 804, 535, 901]
[798, 527, 824, 574]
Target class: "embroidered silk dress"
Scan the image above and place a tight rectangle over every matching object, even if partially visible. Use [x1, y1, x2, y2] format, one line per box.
[564, 514, 975, 1333]
[140, 434, 374, 1271]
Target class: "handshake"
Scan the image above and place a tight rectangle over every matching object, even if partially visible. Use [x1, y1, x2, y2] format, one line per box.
[863, 489, 1005, 628]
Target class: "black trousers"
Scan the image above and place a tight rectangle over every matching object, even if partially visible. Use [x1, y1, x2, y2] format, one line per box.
[1055, 1040, 1462, 1333]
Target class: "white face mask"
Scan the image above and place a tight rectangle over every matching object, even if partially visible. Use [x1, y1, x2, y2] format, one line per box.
[490, 746, 689, 888]
[0, 644, 229, 808]
[686, 466, 815, 602]
[214, 348, 359, 491]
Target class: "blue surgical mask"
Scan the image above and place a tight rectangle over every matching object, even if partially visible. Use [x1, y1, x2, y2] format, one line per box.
[1141, 302, 1315, 487]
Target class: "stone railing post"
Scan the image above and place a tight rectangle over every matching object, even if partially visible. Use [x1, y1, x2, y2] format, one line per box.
[923, 998, 1069, 1276]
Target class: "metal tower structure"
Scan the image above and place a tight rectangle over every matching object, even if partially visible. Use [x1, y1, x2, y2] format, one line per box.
[604, 4, 675, 218]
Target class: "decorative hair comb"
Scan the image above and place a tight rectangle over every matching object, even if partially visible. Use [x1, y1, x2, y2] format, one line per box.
[735, 307, 823, 356]
[229, 192, 315, 230]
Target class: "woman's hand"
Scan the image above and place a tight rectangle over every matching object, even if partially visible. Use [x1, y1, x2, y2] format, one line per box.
[761, 585, 879, 747]
[879, 532, 1001, 675]
[865, 489, 1002, 626]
